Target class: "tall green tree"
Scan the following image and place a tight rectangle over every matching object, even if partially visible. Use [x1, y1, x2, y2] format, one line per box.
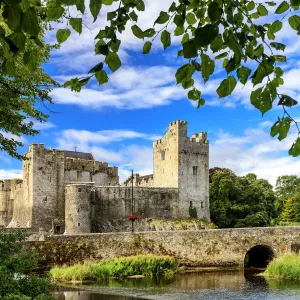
[275, 175, 300, 215]
[210, 169, 276, 228]
[1, 0, 300, 157]
[0, 13, 57, 159]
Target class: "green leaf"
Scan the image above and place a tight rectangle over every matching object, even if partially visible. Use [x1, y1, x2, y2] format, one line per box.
[23, 49, 38, 70]
[129, 11, 138, 22]
[69, 18, 82, 34]
[188, 88, 201, 101]
[274, 55, 286, 62]
[88, 62, 104, 74]
[270, 118, 291, 140]
[275, 1, 290, 14]
[278, 95, 298, 107]
[251, 59, 274, 85]
[217, 76, 237, 98]
[7, 32, 26, 51]
[182, 40, 198, 58]
[56, 29, 71, 43]
[169, 1, 177, 12]
[75, 0, 85, 13]
[95, 70, 109, 85]
[266, 1, 277, 6]
[2, 5, 22, 31]
[21, 7, 40, 37]
[208, 1, 223, 22]
[154, 11, 169, 25]
[110, 39, 121, 52]
[131, 25, 144, 39]
[215, 52, 228, 59]
[289, 138, 300, 157]
[2, 59, 15, 76]
[47, 3, 65, 21]
[186, 12, 196, 25]
[210, 34, 223, 53]
[182, 33, 189, 44]
[143, 41, 152, 54]
[227, 31, 242, 57]
[90, 0, 102, 22]
[197, 98, 205, 108]
[237, 66, 251, 85]
[201, 54, 215, 83]
[103, 0, 113, 5]
[174, 14, 184, 27]
[250, 87, 272, 115]
[143, 28, 156, 38]
[257, 4, 268, 16]
[95, 40, 109, 55]
[291, 0, 300, 5]
[270, 42, 286, 51]
[136, 0, 145, 11]
[246, 1, 255, 10]
[174, 26, 184, 36]
[267, 20, 282, 40]
[175, 64, 194, 84]
[288, 15, 300, 30]
[195, 24, 219, 47]
[106, 52, 121, 72]
[182, 78, 194, 89]
[161, 30, 171, 50]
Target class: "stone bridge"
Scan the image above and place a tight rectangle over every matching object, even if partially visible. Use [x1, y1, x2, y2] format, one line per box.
[29, 226, 300, 269]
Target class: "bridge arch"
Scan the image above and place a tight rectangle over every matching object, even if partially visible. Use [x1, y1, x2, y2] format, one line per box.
[244, 245, 274, 268]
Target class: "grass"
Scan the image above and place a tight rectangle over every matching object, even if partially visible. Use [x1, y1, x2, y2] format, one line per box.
[50, 255, 179, 282]
[264, 253, 300, 280]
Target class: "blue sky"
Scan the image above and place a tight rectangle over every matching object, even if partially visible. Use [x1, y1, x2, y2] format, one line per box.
[1, 0, 300, 185]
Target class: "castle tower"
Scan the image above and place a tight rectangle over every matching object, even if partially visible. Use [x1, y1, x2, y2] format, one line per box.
[8, 144, 66, 231]
[153, 121, 210, 220]
[65, 184, 93, 234]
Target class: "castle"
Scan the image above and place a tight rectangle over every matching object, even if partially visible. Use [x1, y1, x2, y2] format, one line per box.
[0, 121, 209, 234]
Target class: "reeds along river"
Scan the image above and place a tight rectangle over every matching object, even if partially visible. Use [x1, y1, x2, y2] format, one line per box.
[53, 270, 300, 300]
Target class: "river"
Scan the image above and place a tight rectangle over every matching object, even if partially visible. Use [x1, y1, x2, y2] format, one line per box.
[53, 270, 300, 300]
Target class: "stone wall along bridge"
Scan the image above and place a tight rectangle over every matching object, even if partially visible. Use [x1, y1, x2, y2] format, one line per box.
[28, 226, 300, 270]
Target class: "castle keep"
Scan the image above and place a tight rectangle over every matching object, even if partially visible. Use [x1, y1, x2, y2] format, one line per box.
[0, 121, 209, 234]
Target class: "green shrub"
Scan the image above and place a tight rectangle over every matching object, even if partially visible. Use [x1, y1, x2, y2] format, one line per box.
[0, 229, 55, 299]
[50, 255, 179, 282]
[264, 253, 300, 280]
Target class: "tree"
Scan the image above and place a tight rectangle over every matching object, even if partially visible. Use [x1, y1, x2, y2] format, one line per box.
[0, 229, 54, 299]
[210, 169, 276, 228]
[275, 175, 300, 215]
[0, 11, 57, 159]
[1, 0, 300, 157]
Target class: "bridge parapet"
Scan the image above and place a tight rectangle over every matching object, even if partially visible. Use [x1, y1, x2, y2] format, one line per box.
[26, 226, 300, 269]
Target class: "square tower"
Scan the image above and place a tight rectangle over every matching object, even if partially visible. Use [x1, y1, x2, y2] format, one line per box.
[153, 121, 209, 220]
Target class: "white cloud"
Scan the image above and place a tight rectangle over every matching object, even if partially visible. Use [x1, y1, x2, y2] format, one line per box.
[50, 65, 186, 110]
[54, 128, 156, 182]
[210, 127, 300, 186]
[32, 121, 56, 130]
[0, 169, 22, 180]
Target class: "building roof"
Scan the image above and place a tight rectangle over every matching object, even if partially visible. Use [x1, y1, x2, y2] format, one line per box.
[63, 150, 94, 161]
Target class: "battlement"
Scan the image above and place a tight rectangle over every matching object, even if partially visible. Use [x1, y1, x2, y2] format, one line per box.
[169, 120, 188, 126]
[189, 132, 209, 144]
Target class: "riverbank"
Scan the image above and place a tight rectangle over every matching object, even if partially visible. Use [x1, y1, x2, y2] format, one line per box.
[50, 255, 180, 282]
[264, 253, 300, 280]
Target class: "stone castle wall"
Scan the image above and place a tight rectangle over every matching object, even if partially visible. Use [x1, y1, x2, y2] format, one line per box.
[65, 184, 179, 234]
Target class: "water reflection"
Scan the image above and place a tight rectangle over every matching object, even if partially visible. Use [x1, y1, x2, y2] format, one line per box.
[54, 290, 142, 300]
[54, 271, 300, 300]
